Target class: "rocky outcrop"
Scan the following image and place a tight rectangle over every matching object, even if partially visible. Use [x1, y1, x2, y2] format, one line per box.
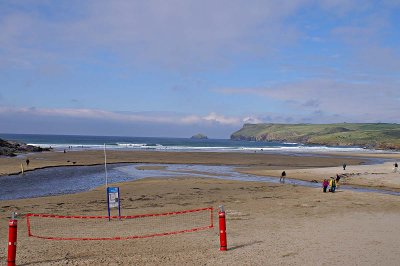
[0, 138, 49, 157]
[191, 133, 208, 139]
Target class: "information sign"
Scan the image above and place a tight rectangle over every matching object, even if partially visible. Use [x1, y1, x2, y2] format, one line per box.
[106, 187, 121, 220]
[108, 187, 119, 208]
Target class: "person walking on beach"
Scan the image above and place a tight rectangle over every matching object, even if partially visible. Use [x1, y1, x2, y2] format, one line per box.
[329, 177, 336, 193]
[342, 163, 347, 171]
[322, 179, 329, 193]
[394, 162, 398, 173]
[336, 174, 341, 183]
[26, 159, 30, 167]
[335, 174, 341, 190]
[280, 171, 286, 183]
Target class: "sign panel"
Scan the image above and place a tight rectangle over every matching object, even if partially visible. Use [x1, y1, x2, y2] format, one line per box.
[107, 187, 119, 208]
[107, 187, 121, 220]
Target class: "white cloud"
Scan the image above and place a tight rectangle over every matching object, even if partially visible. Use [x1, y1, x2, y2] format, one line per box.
[202, 112, 241, 125]
[0, 0, 307, 71]
[243, 116, 263, 124]
[1, 1, 399, 129]
[216, 77, 400, 122]
[0, 106, 255, 126]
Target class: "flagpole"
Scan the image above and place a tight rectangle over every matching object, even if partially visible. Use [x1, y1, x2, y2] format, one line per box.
[104, 143, 108, 188]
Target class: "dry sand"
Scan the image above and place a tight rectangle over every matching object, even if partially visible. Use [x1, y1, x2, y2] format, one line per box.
[240, 161, 400, 192]
[1, 150, 400, 265]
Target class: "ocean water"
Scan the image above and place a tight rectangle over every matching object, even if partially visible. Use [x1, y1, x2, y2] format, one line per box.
[0, 133, 372, 154]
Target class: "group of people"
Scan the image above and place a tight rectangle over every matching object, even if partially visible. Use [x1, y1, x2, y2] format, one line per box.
[279, 161, 398, 193]
[322, 174, 340, 193]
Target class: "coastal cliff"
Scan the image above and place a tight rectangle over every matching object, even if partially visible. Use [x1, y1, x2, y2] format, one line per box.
[230, 123, 400, 150]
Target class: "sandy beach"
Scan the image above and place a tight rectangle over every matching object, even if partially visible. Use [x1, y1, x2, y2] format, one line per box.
[1, 150, 400, 191]
[3, 0, 400, 265]
[1, 150, 400, 265]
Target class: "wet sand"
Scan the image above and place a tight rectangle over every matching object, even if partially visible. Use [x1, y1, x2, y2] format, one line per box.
[0, 150, 367, 176]
[1, 150, 399, 190]
[240, 161, 400, 192]
[1, 150, 400, 265]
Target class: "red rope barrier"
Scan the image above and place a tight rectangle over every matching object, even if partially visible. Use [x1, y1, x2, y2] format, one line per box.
[26, 207, 214, 241]
[26, 207, 212, 219]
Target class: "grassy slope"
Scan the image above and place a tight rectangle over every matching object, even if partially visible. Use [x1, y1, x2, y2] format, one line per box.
[230, 123, 400, 150]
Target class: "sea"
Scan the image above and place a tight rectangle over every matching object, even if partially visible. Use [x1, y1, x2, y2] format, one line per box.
[0, 133, 385, 154]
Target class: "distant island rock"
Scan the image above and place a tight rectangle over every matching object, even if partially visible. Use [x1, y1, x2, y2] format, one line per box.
[191, 133, 208, 139]
[230, 123, 400, 150]
[0, 138, 50, 157]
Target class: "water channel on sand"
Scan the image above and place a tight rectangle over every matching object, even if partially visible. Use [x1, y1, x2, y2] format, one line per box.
[1, 163, 399, 200]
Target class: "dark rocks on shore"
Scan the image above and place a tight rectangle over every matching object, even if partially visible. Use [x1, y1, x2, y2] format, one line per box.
[0, 138, 50, 157]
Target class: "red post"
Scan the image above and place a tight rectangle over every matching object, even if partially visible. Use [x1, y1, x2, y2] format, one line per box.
[7, 213, 18, 266]
[218, 206, 227, 251]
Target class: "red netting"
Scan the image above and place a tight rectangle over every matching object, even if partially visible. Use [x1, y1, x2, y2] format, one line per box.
[26, 207, 214, 240]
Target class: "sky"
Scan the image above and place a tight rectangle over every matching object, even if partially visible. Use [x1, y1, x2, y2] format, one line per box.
[0, 0, 399, 138]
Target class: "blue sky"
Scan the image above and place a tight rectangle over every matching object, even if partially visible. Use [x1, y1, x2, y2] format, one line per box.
[0, 0, 399, 138]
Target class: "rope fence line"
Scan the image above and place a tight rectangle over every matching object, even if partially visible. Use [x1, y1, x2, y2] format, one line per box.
[26, 207, 214, 241]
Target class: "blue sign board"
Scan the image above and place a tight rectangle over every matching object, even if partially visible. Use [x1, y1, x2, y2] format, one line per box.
[107, 187, 121, 220]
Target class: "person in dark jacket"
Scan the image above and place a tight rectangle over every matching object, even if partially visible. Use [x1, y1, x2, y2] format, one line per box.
[336, 174, 341, 183]
[280, 171, 286, 183]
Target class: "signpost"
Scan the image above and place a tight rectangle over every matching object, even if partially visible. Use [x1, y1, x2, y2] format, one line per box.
[107, 187, 121, 220]
[104, 144, 121, 220]
[104, 143, 108, 187]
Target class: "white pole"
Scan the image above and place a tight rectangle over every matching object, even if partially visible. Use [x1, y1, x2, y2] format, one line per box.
[104, 143, 108, 187]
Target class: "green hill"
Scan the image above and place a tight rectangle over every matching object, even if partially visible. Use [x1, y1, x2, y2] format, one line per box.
[230, 123, 400, 150]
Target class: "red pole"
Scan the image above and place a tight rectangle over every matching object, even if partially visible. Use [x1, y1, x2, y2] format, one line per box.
[218, 206, 227, 251]
[7, 213, 18, 266]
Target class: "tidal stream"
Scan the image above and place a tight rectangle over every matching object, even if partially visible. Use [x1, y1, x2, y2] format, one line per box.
[1, 163, 399, 200]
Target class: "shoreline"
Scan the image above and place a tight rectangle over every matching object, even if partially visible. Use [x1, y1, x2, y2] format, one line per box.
[1, 150, 400, 193]
[3, 162, 400, 201]
[0, 149, 370, 176]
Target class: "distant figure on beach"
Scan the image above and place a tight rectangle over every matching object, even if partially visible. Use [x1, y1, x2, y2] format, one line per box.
[336, 174, 341, 183]
[329, 177, 336, 193]
[394, 162, 398, 173]
[26, 159, 30, 167]
[322, 179, 329, 193]
[64, 149, 66, 153]
[342, 163, 347, 170]
[280, 171, 286, 183]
